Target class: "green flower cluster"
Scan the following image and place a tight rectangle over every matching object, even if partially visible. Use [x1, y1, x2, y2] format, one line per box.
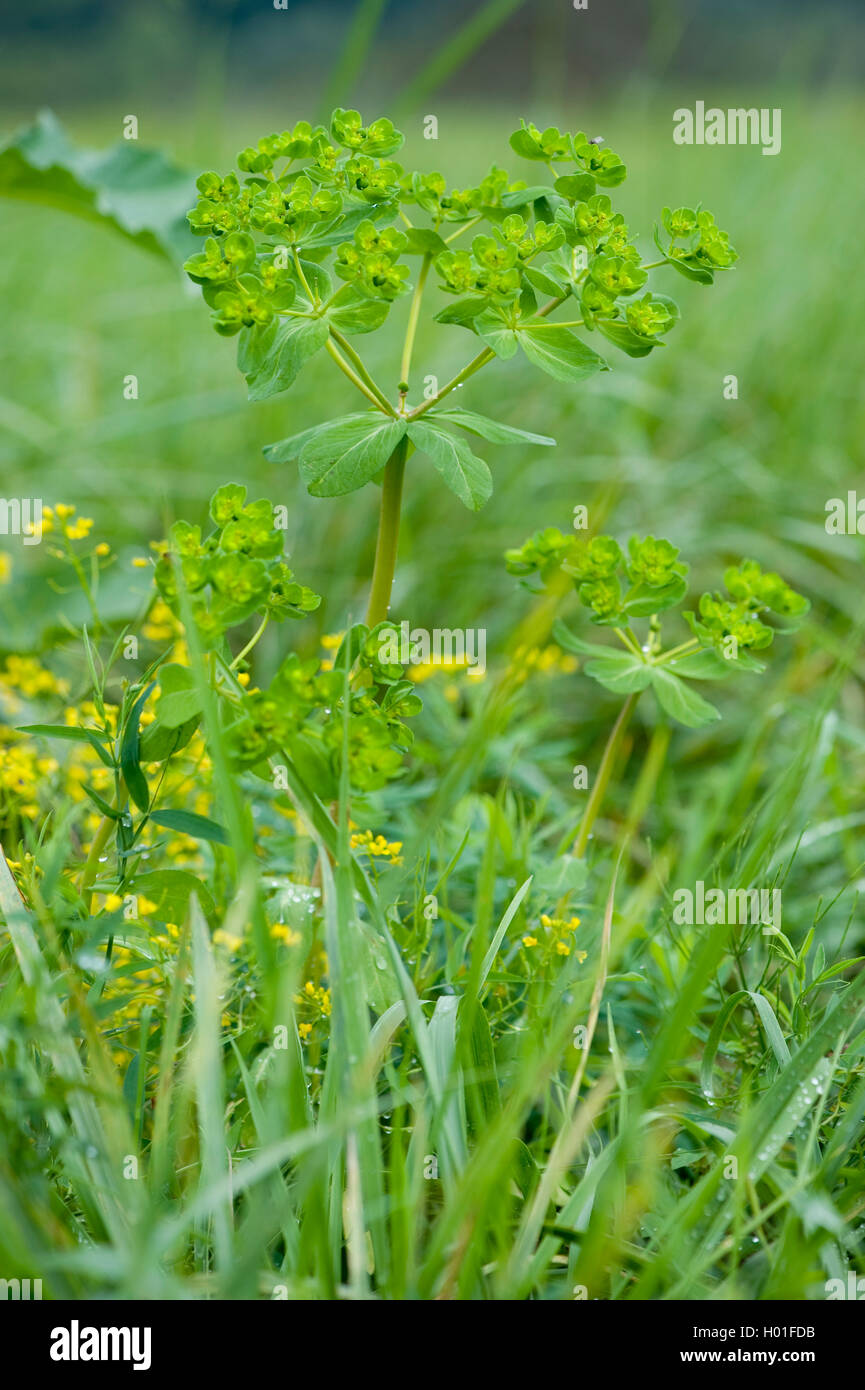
[401, 165, 529, 224]
[509, 123, 627, 187]
[426, 120, 734, 357]
[180, 108, 738, 423]
[687, 560, 809, 655]
[508, 532, 690, 626]
[507, 530, 806, 728]
[566, 535, 631, 625]
[329, 109, 403, 157]
[183, 108, 413, 346]
[249, 175, 342, 238]
[659, 206, 738, 279]
[504, 526, 578, 582]
[154, 484, 320, 644]
[508, 532, 807, 647]
[231, 621, 422, 794]
[334, 220, 410, 300]
[150, 486, 421, 794]
[185, 231, 298, 336]
[437, 237, 519, 304]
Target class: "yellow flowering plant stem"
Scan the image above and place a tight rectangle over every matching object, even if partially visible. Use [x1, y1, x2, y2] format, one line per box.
[399, 251, 433, 396]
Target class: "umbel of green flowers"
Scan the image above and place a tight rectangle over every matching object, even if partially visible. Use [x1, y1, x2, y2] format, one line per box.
[183, 111, 738, 527]
[150, 484, 421, 795]
[506, 530, 808, 728]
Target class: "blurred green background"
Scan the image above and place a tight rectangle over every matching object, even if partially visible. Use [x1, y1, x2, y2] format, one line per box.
[1, 0, 863, 668]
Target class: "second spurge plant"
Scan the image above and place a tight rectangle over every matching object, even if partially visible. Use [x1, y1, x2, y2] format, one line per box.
[185, 111, 738, 623]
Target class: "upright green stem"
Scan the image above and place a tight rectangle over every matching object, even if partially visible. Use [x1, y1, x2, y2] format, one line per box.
[360, 261, 565, 624]
[366, 434, 410, 626]
[572, 693, 639, 858]
[400, 253, 432, 387]
[621, 718, 671, 844]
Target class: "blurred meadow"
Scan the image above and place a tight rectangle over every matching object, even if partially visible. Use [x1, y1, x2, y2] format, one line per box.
[1, 0, 865, 1303]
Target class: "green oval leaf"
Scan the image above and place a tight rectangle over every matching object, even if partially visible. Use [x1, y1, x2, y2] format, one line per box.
[649, 668, 721, 727]
[407, 421, 492, 511]
[299, 415, 407, 498]
[519, 322, 608, 382]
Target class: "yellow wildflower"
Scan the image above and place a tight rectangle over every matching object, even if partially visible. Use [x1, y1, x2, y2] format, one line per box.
[213, 928, 243, 951]
[349, 828, 403, 864]
[270, 922, 301, 946]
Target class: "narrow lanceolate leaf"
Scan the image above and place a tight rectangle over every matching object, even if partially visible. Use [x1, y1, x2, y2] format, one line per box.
[518, 322, 608, 381]
[407, 421, 492, 511]
[17, 723, 115, 767]
[649, 667, 721, 727]
[298, 415, 407, 498]
[119, 683, 154, 812]
[243, 316, 329, 402]
[149, 808, 231, 846]
[0, 110, 195, 262]
[432, 408, 555, 448]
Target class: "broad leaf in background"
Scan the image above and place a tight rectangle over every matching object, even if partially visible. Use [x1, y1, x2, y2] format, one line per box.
[0, 110, 195, 263]
[155, 664, 204, 729]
